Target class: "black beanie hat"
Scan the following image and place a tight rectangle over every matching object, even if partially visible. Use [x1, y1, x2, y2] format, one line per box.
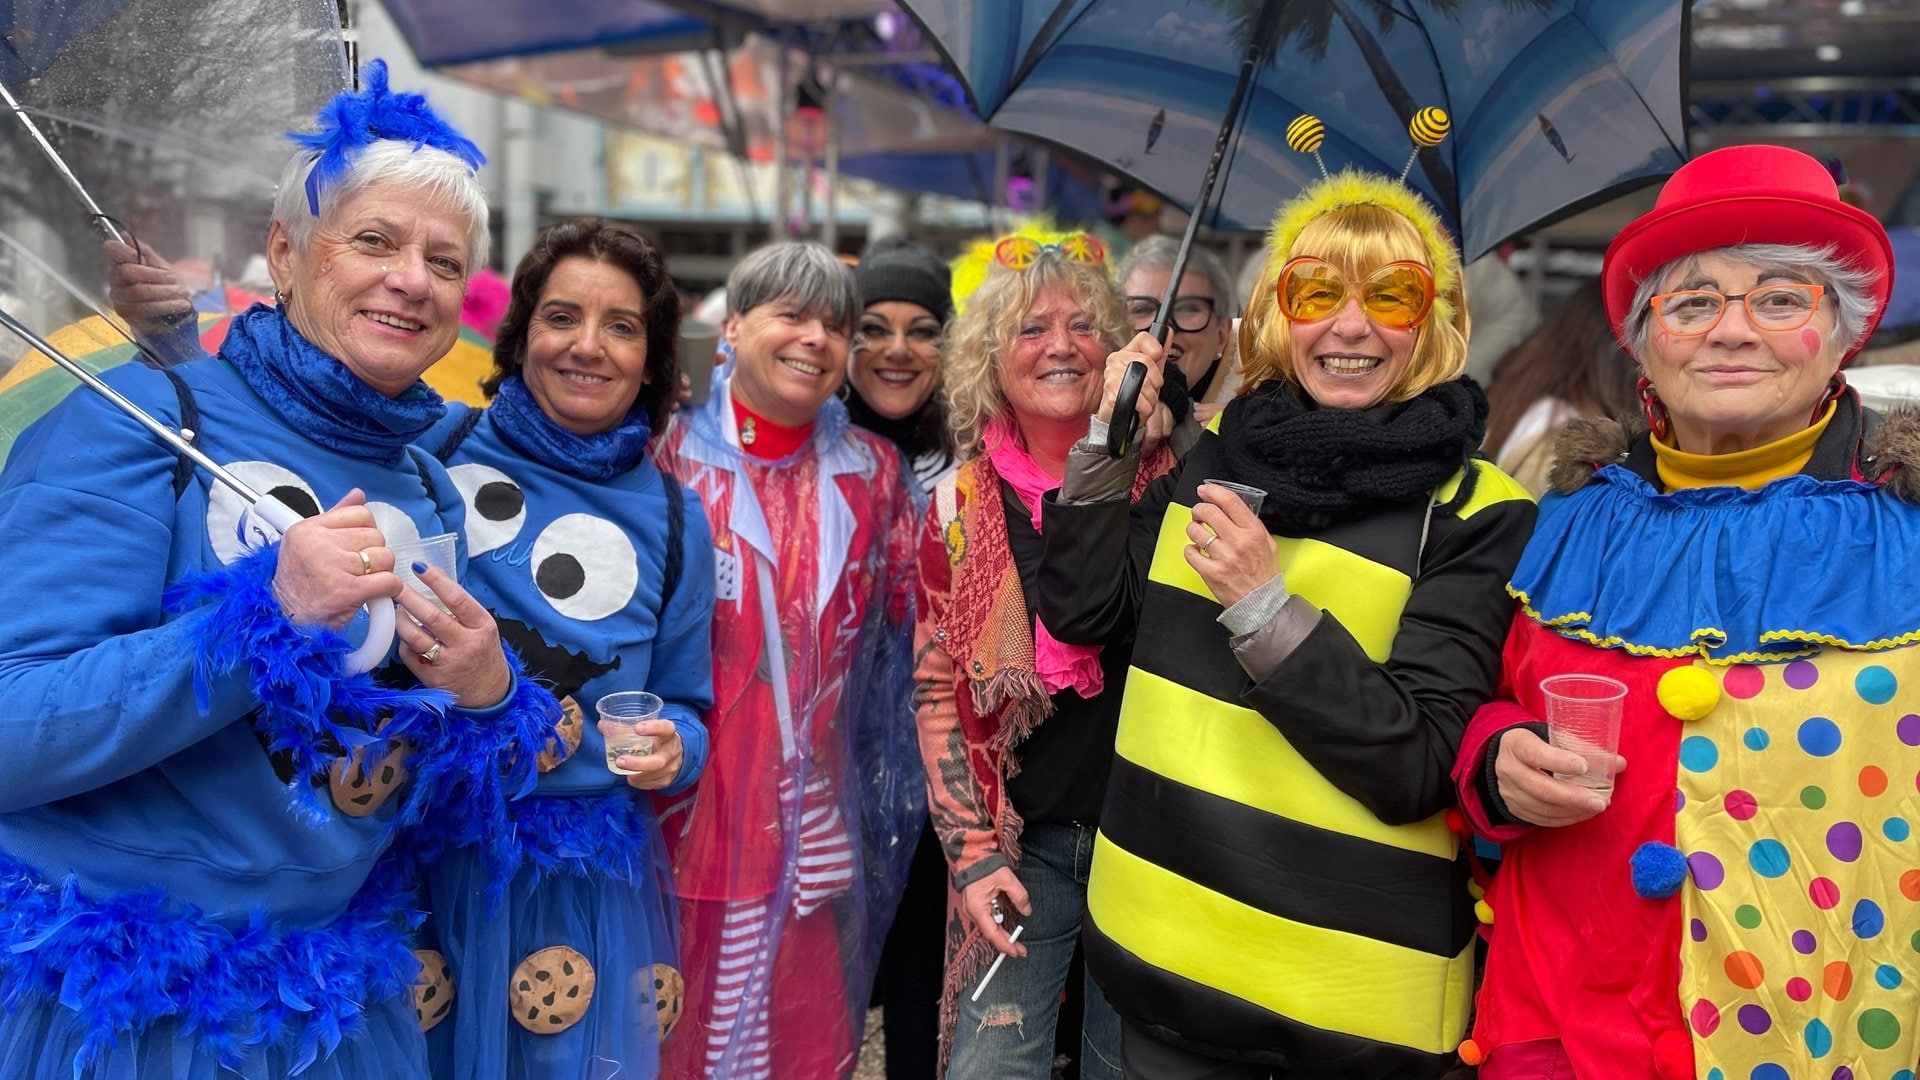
[854, 236, 952, 324]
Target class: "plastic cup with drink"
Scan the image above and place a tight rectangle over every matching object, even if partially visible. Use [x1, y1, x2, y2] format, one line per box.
[597, 691, 663, 775]
[1201, 478, 1266, 517]
[391, 533, 459, 614]
[1540, 674, 1628, 793]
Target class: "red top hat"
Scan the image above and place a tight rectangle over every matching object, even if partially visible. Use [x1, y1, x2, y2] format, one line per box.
[1602, 144, 1894, 363]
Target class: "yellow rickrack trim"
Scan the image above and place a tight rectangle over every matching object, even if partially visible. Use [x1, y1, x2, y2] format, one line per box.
[1505, 585, 1836, 666]
[1265, 170, 1460, 327]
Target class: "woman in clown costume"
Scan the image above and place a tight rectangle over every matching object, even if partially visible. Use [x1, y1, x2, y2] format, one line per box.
[414, 218, 715, 1079]
[1454, 144, 1920, 1080]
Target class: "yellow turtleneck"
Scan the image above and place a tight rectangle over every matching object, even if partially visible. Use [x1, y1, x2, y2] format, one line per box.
[1652, 401, 1837, 492]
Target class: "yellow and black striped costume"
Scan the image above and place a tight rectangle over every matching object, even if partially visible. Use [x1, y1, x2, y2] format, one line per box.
[1039, 430, 1534, 1077]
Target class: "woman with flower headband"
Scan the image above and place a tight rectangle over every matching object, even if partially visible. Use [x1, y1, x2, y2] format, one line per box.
[913, 230, 1170, 1080]
[1454, 145, 1920, 1080]
[650, 241, 923, 1080]
[0, 63, 555, 1079]
[1035, 172, 1536, 1077]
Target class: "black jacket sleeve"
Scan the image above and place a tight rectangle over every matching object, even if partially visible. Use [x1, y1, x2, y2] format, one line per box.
[1242, 496, 1537, 824]
[1034, 470, 1178, 647]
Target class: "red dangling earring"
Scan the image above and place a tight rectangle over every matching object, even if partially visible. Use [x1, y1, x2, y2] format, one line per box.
[1637, 373, 1670, 442]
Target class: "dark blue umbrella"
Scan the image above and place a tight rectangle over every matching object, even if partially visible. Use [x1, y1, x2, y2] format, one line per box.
[897, 0, 1689, 262]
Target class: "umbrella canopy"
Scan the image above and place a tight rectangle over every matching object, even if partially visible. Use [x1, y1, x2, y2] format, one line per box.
[897, 0, 1689, 259]
[382, 0, 715, 66]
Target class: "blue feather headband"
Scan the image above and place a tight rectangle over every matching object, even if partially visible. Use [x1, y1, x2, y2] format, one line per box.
[288, 58, 486, 216]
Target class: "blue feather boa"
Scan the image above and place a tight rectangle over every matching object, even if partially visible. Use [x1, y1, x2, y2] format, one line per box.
[165, 541, 456, 827]
[0, 851, 421, 1075]
[289, 59, 485, 216]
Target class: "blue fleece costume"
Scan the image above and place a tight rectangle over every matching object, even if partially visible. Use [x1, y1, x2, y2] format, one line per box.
[417, 375, 714, 1080]
[0, 309, 552, 1080]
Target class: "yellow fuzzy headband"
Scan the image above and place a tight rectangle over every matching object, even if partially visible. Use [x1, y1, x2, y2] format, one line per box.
[1261, 169, 1463, 327]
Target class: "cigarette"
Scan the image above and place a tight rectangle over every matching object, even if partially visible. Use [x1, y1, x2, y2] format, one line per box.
[969, 924, 1025, 1002]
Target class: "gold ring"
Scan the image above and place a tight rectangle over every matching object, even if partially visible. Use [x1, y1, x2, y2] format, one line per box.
[358, 548, 373, 575]
[421, 641, 443, 664]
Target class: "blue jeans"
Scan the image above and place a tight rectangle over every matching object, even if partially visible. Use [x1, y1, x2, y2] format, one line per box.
[946, 821, 1122, 1080]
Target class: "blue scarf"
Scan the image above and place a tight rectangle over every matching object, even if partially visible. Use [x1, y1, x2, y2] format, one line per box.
[487, 373, 652, 481]
[220, 305, 445, 465]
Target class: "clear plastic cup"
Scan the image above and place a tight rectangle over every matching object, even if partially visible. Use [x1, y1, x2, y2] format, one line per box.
[597, 691, 663, 775]
[391, 533, 458, 614]
[1201, 478, 1266, 517]
[1541, 674, 1629, 792]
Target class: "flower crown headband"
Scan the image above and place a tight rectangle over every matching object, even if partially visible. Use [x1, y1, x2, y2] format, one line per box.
[1264, 109, 1462, 327]
[288, 59, 486, 216]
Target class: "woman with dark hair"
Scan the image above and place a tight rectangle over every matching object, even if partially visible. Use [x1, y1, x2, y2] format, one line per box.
[417, 217, 716, 1080]
[1481, 279, 1638, 496]
[850, 236, 959, 490]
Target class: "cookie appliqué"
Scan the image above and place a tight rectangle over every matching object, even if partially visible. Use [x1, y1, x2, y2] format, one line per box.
[510, 945, 596, 1033]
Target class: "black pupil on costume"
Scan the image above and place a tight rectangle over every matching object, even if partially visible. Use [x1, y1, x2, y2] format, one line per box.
[271, 485, 322, 519]
[477, 480, 524, 521]
[537, 554, 585, 599]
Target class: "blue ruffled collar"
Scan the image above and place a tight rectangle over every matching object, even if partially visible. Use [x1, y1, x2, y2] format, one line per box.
[486, 373, 651, 481]
[1512, 464, 1920, 662]
[220, 305, 444, 465]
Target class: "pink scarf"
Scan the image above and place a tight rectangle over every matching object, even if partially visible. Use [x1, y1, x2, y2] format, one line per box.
[983, 415, 1105, 699]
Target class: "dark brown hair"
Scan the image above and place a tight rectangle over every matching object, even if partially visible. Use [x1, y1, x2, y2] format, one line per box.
[1483, 279, 1639, 457]
[485, 218, 683, 429]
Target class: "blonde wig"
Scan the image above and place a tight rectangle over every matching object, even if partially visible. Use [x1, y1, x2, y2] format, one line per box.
[943, 248, 1129, 454]
[1239, 171, 1470, 404]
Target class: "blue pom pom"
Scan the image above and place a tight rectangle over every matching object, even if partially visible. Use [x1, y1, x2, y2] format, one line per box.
[288, 59, 486, 216]
[1631, 841, 1689, 899]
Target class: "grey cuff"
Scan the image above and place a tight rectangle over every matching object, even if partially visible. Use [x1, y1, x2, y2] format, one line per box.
[951, 851, 1011, 892]
[1227, 595, 1322, 683]
[1218, 576, 1291, 637]
[1061, 415, 1138, 504]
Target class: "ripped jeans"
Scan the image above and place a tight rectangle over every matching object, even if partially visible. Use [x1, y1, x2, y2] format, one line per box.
[946, 821, 1122, 1080]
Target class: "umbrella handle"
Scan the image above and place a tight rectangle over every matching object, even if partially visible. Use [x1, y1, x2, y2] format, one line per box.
[1105, 361, 1149, 458]
[248, 496, 395, 675]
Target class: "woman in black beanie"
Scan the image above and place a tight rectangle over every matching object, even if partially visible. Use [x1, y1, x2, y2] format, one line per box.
[850, 236, 958, 489]
[853, 236, 954, 1079]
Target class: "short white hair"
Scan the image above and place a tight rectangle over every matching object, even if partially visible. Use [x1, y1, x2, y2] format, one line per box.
[272, 139, 490, 270]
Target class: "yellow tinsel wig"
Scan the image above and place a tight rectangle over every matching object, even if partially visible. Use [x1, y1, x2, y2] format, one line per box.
[1240, 170, 1471, 403]
[948, 220, 1094, 318]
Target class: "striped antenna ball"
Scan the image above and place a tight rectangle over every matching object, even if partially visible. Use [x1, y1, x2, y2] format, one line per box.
[1286, 114, 1325, 154]
[1409, 107, 1450, 148]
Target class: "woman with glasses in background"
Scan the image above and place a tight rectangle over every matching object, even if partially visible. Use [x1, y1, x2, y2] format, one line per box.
[1037, 173, 1535, 1079]
[1454, 145, 1920, 1080]
[1116, 236, 1237, 432]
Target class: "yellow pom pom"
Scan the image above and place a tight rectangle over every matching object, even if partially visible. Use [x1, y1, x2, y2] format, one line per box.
[1467, 879, 1485, 900]
[1409, 107, 1450, 148]
[1457, 1038, 1486, 1066]
[1474, 899, 1494, 925]
[1657, 665, 1721, 721]
[1286, 114, 1325, 154]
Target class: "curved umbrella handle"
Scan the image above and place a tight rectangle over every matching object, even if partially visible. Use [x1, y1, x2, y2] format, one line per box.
[248, 496, 395, 675]
[1105, 360, 1148, 458]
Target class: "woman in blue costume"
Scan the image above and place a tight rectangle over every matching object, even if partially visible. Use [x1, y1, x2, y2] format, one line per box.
[0, 63, 554, 1080]
[416, 218, 716, 1079]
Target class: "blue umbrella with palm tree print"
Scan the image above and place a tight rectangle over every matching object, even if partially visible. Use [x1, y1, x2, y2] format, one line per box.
[897, 0, 1687, 262]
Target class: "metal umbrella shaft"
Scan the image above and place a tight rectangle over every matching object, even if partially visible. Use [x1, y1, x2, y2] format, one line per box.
[1108, 30, 1265, 458]
[0, 305, 263, 503]
[0, 80, 129, 245]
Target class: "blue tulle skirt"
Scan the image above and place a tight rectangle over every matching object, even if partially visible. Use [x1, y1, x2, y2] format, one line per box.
[0, 993, 426, 1080]
[424, 812, 678, 1080]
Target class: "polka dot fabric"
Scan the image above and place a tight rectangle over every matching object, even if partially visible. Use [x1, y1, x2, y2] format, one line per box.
[1677, 652, 1920, 1079]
